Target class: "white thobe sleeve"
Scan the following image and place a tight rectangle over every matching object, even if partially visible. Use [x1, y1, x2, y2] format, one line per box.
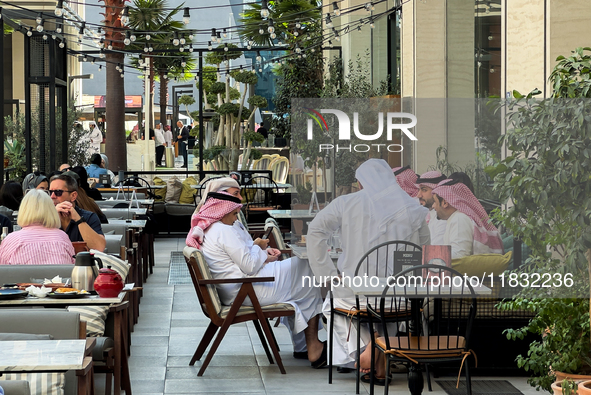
[219, 227, 267, 275]
[306, 200, 343, 279]
[444, 212, 474, 259]
[418, 218, 431, 246]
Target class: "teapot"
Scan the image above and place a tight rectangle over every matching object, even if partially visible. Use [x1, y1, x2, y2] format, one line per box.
[71, 252, 103, 291]
[93, 266, 124, 298]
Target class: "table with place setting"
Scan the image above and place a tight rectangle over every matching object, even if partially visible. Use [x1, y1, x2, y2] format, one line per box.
[0, 289, 131, 395]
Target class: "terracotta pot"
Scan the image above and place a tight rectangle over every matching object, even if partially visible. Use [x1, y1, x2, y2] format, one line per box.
[579, 381, 591, 395]
[3, 158, 8, 167]
[553, 380, 579, 395]
[555, 371, 591, 383]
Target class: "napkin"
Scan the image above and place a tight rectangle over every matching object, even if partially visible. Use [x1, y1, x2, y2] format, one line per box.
[26, 285, 51, 298]
[43, 275, 62, 284]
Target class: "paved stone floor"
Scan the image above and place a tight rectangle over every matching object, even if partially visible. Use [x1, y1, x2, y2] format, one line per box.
[127, 237, 540, 395]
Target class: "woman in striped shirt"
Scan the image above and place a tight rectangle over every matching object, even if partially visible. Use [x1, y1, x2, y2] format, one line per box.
[0, 190, 75, 265]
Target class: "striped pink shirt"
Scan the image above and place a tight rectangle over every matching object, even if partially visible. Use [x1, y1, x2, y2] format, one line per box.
[0, 225, 75, 265]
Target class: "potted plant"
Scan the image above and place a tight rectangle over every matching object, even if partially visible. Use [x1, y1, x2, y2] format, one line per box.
[488, 47, 591, 392]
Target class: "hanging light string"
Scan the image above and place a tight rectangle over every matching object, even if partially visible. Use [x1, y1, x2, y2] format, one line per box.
[0, 0, 390, 46]
[0, 0, 402, 79]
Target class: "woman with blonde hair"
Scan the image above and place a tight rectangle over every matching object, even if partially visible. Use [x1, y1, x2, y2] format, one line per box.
[0, 190, 75, 265]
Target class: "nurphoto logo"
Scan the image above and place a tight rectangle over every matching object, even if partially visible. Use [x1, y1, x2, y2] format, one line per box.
[304, 108, 418, 153]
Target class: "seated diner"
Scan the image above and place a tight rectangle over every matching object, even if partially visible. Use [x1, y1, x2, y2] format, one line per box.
[186, 191, 327, 368]
[0, 189, 75, 264]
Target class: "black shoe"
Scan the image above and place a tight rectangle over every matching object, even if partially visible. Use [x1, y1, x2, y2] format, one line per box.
[360, 373, 386, 386]
[293, 351, 308, 359]
[310, 341, 327, 369]
[337, 367, 354, 373]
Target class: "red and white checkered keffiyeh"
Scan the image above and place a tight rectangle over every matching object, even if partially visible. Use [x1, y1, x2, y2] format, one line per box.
[392, 167, 419, 198]
[186, 192, 243, 249]
[415, 171, 447, 190]
[432, 180, 503, 255]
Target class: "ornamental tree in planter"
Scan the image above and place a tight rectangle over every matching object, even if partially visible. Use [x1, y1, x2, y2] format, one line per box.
[487, 47, 591, 392]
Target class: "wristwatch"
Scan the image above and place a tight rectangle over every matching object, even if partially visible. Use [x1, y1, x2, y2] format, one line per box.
[74, 217, 86, 226]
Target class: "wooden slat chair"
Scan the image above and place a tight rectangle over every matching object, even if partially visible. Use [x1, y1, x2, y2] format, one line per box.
[366, 265, 477, 395]
[328, 240, 422, 394]
[269, 157, 289, 185]
[183, 246, 295, 376]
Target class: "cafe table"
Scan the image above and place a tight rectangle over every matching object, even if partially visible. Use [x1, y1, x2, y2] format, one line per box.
[267, 209, 318, 220]
[0, 339, 87, 372]
[0, 293, 131, 395]
[347, 278, 491, 395]
[0, 339, 92, 395]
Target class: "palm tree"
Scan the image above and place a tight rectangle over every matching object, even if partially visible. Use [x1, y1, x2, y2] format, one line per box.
[128, 0, 186, 127]
[101, 0, 127, 171]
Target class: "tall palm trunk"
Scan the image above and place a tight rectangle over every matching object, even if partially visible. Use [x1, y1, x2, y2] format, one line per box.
[102, 0, 127, 172]
[105, 52, 126, 171]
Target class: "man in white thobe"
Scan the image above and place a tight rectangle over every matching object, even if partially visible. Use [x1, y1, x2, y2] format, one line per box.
[186, 192, 327, 368]
[306, 159, 430, 372]
[154, 123, 166, 167]
[88, 122, 102, 156]
[415, 171, 448, 245]
[432, 179, 504, 258]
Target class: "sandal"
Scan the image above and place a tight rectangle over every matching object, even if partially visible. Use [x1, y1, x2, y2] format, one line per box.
[360, 372, 386, 386]
[310, 341, 327, 369]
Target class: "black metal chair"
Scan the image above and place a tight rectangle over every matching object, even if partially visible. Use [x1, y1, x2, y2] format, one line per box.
[243, 175, 280, 222]
[328, 240, 422, 394]
[366, 265, 477, 395]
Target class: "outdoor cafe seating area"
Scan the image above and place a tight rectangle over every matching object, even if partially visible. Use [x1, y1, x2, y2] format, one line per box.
[0, 170, 540, 395]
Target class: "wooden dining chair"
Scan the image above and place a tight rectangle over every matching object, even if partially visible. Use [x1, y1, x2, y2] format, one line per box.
[366, 265, 477, 395]
[183, 246, 295, 376]
[328, 240, 422, 394]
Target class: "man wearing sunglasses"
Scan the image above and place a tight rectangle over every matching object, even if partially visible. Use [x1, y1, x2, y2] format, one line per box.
[49, 174, 106, 252]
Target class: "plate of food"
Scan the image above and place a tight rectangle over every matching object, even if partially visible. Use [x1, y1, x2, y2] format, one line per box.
[47, 288, 90, 299]
[0, 289, 29, 300]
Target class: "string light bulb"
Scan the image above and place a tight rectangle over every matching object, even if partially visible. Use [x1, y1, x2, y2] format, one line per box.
[222, 29, 227, 38]
[189, 44, 193, 52]
[208, 41, 212, 50]
[130, 33, 136, 42]
[121, 6, 129, 25]
[100, 49, 105, 58]
[224, 43, 228, 51]
[180, 35, 186, 45]
[332, 2, 340, 17]
[256, 51, 262, 62]
[295, 44, 301, 53]
[369, 18, 375, 28]
[107, 42, 113, 50]
[78, 22, 85, 40]
[124, 31, 131, 45]
[36, 13, 43, 25]
[42, 34, 48, 40]
[188, 33, 193, 40]
[146, 34, 151, 41]
[181, 57, 186, 68]
[36, 22, 44, 32]
[26, 28, 32, 37]
[211, 28, 216, 42]
[59, 38, 65, 48]
[183, 7, 190, 24]
[296, 20, 301, 29]
[333, 28, 340, 41]
[260, 0, 269, 18]
[267, 18, 275, 34]
[259, 25, 264, 35]
[56, 23, 62, 34]
[172, 33, 180, 46]
[98, 65, 102, 71]
[325, 14, 333, 28]
[55, 0, 64, 16]
[270, 32, 276, 39]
